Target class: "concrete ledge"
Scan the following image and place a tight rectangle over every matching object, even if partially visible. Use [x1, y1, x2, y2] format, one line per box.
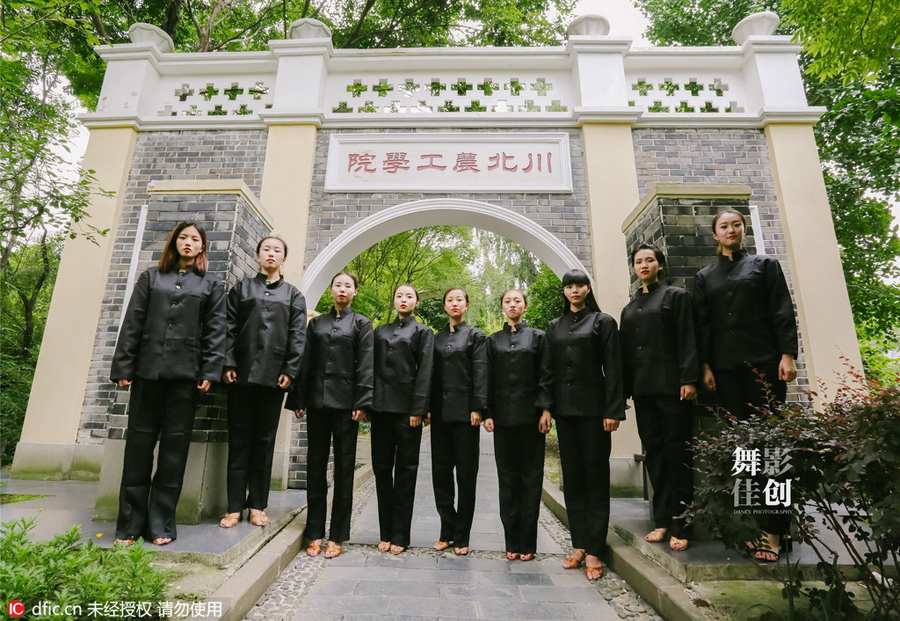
[191, 461, 375, 621]
[10, 442, 75, 481]
[147, 179, 273, 229]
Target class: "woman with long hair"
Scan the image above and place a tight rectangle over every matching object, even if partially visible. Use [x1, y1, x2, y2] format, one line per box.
[540, 268, 625, 580]
[111, 221, 227, 545]
[219, 236, 307, 529]
[693, 209, 798, 562]
[287, 271, 373, 560]
[429, 287, 488, 556]
[620, 243, 698, 551]
[371, 284, 434, 555]
[484, 289, 552, 562]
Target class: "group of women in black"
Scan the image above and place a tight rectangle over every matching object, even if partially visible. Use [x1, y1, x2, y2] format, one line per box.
[110, 207, 798, 576]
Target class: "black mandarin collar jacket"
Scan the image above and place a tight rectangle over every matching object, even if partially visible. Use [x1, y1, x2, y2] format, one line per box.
[373, 316, 435, 418]
[693, 250, 798, 371]
[620, 281, 699, 399]
[486, 321, 548, 426]
[111, 266, 227, 383]
[540, 308, 625, 421]
[286, 306, 374, 411]
[225, 273, 308, 387]
[430, 321, 488, 424]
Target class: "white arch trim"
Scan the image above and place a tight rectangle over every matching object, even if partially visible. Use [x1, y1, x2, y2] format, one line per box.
[301, 198, 587, 299]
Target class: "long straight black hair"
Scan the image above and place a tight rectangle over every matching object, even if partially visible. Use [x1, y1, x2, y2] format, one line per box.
[561, 269, 601, 314]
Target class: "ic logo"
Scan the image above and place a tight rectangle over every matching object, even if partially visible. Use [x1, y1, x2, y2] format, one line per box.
[8, 600, 25, 618]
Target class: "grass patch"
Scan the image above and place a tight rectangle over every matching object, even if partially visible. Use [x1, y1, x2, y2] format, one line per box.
[0, 493, 51, 505]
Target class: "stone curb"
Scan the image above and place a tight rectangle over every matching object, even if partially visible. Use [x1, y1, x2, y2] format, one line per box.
[541, 478, 713, 621]
[189, 463, 375, 621]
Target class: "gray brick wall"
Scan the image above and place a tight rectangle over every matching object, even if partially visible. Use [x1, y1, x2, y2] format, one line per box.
[630, 128, 808, 401]
[79, 131, 268, 445]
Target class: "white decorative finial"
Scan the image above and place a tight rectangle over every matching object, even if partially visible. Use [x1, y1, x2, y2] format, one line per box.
[567, 15, 611, 37]
[127, 23, 174, 53]
[289, 18, 333, 40]
[732, 11, 780, 45]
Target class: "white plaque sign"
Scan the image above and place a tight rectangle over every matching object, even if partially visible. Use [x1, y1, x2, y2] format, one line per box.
[325, 133, 573, 193]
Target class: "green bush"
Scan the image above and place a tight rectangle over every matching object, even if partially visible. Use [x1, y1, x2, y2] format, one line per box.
[0, 519, 170, 620]
[688, 372, 900, 619]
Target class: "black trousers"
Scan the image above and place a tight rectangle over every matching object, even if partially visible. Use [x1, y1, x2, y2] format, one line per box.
[715, 363, 790, 537]
[494, 423, 545, 555]
[371, 412, 423, 547]
[715, 363, 786, 421]
[556, 416, 611, 557]
[117, 378, 198, 541]
[430, 421, 480, 547]
[226, 384, 285, 513]
[305, 408, 359, 542]
[633, 397, 694, 538]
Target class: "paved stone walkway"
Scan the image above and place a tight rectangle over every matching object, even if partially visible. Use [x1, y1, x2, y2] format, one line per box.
[245, 430, 664, 620]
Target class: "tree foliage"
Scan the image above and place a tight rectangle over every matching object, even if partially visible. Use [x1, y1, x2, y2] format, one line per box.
[50, 0, 575, 109]
[634, 0, 900, 343]
[1, 0, 111, 273]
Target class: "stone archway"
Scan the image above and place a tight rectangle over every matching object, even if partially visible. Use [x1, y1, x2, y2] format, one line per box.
[300, 198, 587, 299]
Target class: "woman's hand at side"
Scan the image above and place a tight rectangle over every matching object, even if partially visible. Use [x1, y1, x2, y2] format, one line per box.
[410, 416, 422, 427]
[294, 409, 305, 419]
[603, 418, 620, 432]
[197, 380, 212, 392]
[117, 379, 133, 388]
[222, 369, 237, 384]
[483, 418, 494, 432]
[470, 411, 481, 426]
[352, 409, 369, 422]
[680, 384, 697, 401]
[538, 409, 552, 434]
[277, 374, 292, 389]
[702, 363, 716, 391]
[779, 354, 797, 383]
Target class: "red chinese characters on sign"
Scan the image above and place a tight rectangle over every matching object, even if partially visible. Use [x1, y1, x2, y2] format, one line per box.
[348, 153, 377, 173]
[348, 151, 553, 175]
[383, 152, 410, 174]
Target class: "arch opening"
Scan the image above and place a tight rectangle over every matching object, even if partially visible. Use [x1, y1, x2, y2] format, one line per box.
[301, 199, 587, 302]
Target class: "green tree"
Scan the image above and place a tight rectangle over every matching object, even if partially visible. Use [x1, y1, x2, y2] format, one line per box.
[634, 0, 900, 349]
[50, 0, 575, 109]
[523, 263, 562, 331]
[0, 234, 63, 461]
[1, 0, 110, 272]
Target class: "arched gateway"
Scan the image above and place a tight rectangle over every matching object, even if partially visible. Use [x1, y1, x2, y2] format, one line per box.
[11, 14, 862, 524]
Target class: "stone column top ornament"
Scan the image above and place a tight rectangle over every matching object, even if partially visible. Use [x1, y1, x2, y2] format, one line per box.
[567, 14, 611, 37]
[127, 22, 174, 52]
[289, 18, 333, 39]
[732, 11, 780, 45]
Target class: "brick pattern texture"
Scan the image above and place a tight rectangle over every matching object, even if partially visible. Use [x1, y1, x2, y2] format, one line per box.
[79, 131, 268, 446]
[630, 128, 808, 405]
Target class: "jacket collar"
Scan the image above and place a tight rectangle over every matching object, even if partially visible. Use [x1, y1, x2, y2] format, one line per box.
[718, 249, 748, 264]
[636, 280, 664, 296]
[503, 320, 528, 333]
[447, 320, 467, 333]
[255, 272, 284, 288]
[569, 306, 593, 321]
[395, 315, 416, 328]
[332, 306, 354, 319]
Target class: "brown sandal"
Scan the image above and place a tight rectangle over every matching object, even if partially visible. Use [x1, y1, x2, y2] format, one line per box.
[249, 510, 268, 526]
[152, 537, 172, 546]
[453, 546, 469, 556]
[506, 552, 520, 561]
[670, 536, 689, 551]
[585, 563, 603, 581]
[644, 528, 668, 542]
[378, 541, 391, 552]
[306, 540, 323, 557]
[433, 540, 450, 551]
[520, 553, 535, 562]
[219, 512, 241, 528]
[325, 541, 342, 558]
[563, 549, 585, 569]
[390, 545, 405, 555]
[115, 538, 136, 546]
